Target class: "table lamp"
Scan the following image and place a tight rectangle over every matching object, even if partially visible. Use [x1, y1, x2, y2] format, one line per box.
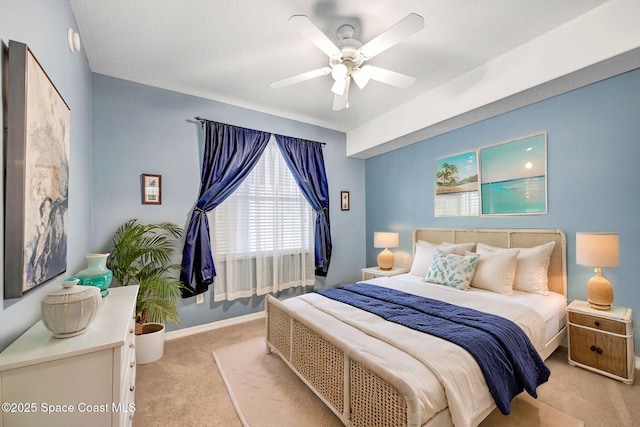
[374, 232, 399, 270]
[576, 232, 620, 310]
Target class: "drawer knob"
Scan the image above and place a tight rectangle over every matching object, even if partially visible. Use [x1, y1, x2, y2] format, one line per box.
[596, 347, 603, 355]
[594, 321, 600, 327]
[129, 328, 134, 334]
[129, 343, 136, 349]
[590, 345, 597, 352]
[130, 361, 135, 368]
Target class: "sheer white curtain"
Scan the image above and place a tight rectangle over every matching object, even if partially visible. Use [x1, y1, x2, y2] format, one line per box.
[209, 136, 315, 301]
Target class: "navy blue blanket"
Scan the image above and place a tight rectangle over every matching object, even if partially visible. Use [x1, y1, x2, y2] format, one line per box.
[318, 283, 550, 415]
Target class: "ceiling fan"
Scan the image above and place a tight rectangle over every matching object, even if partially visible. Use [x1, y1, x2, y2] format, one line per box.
[271, 13, 425, 111]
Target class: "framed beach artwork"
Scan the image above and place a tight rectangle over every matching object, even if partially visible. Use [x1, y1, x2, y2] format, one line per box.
[5, 41, 70, 298]
[479, 133, 547, 215]
[434, 150, 479, 217]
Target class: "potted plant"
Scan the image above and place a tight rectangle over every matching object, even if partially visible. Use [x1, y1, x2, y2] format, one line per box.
[106, 219, 183, 363]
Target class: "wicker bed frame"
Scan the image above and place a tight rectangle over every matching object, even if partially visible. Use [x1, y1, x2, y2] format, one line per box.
[265, 228, 567, 427]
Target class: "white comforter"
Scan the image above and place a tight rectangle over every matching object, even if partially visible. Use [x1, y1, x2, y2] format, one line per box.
[282, 275, 548, 427]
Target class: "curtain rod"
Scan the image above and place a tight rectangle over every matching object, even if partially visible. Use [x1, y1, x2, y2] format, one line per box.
[194, 117, 326, 146]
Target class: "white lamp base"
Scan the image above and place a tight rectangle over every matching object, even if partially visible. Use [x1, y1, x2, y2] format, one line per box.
[377, 248, 394, 270]
[587, 269, 613, 311]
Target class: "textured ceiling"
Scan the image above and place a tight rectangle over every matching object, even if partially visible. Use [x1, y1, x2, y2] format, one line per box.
[70, 0, 609, 137]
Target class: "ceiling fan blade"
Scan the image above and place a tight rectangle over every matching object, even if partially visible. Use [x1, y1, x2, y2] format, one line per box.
[331, 78, 347, 96]
[271, 67, 331, 88]
[361, 65, 415, 88]
[359, 13, 424, 59]
[289, 15, 342, 58]
[332, 77, 351, 110]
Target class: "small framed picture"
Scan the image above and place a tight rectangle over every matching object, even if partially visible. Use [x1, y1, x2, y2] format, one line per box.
[340, 191, 350, 211]
[141, 174, 162, 205]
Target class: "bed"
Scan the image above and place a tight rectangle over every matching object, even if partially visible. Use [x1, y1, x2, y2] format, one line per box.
[265, 228, 567, 427]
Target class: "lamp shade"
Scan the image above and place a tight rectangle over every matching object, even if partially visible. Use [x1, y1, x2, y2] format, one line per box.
[374, 232, 399, 249]
[351, 67, 371, 89]
[331, 63, 348, 80]
[576, 232, 620, 267]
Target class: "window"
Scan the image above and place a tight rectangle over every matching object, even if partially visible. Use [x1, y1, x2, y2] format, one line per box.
[209, 137, 314, 301]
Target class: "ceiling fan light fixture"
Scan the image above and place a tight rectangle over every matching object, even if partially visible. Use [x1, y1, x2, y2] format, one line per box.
[331, 63, 348, 81]
[331, 78, 347, 95]
[274, 13, 424, 110]
[351, 68, 370, 89]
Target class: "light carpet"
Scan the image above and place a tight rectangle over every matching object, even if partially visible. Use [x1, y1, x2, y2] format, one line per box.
[213, 337, 343, 427]
[213, 337, 584, 427]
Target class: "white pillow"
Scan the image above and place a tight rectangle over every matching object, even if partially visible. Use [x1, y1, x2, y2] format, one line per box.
[442, 242, 476, 255]
[476, 241, 555, 295]
[409, 241, 458, 277]
[409, 241, 438, 277]
[425, 249, 479, 291]
[468, 249, 519, 294]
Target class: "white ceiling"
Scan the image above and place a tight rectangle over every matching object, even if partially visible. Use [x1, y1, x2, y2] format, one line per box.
[70, 0, 636, 157]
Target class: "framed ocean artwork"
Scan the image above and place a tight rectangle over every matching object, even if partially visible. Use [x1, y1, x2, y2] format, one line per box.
[434, 150, 479, 217]
[479, 133, 547, 215]
[5, 40, 70, 298]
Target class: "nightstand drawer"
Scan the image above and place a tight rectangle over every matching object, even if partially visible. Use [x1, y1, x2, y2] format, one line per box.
[362, 272, 377, 280]
[568, 311, 626, 335]
[361, 267, 409, 281]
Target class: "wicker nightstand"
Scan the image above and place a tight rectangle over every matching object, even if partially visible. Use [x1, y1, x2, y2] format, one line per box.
[567, 300, 635, 384]
[361, 266, 409, 281]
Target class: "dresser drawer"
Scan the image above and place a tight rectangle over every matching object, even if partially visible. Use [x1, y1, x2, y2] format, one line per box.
[120, 355, 136, 408]
[568, 311, 626, 334]
[118, 314, 136, 427]
[120, 315, 137, 386]
[118, 369, 136, 427]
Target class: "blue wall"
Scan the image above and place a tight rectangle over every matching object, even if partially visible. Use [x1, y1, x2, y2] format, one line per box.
[0, 0, 95, 350]
[91, 74, 366, 331]
[365, 68, 640, 353]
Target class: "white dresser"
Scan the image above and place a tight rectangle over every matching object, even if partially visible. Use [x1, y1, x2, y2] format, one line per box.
[0, 285, 139, 427]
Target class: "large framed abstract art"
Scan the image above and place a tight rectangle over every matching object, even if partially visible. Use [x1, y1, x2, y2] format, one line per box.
[5, 40, 70, 298]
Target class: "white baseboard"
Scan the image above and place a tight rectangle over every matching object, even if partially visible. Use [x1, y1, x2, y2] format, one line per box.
[164, 312, 265, 341]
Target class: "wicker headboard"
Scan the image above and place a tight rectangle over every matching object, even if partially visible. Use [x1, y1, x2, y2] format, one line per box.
[413, 228, 567, 297]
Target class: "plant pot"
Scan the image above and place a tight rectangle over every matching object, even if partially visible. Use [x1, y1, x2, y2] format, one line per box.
[135, 322, 165, 364]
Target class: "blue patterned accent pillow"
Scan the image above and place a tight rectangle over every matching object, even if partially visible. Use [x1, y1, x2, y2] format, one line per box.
[425, 249, 479, 291]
